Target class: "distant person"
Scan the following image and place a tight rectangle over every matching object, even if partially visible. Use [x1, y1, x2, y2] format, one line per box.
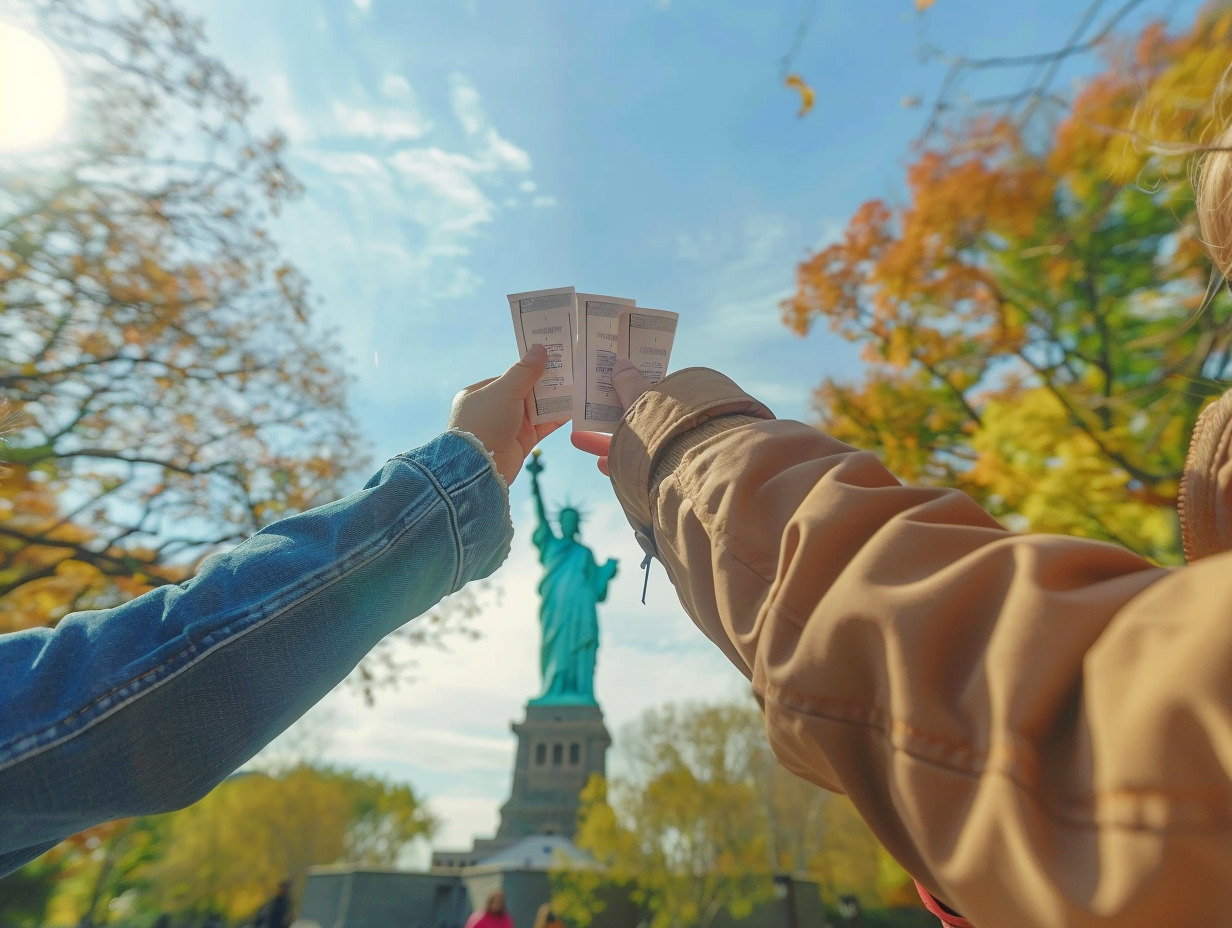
[0, 346, 559, 875]
[465, 890, 514, 928]
[258, 880, 293, 928]
[531, 904, 564, 928]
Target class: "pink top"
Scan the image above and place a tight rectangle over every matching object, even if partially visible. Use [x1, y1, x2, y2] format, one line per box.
[464, 913, 514, 928]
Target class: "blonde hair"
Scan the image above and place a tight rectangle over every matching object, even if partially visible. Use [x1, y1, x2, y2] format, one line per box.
[1195, 120, 1232, 278]
[1193, 59, 1232, 280]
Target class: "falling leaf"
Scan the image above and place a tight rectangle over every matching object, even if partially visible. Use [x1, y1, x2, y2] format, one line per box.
[901, 95, 922, 108]
[785, 73, 815, 118]
[915, 0, 937, 9]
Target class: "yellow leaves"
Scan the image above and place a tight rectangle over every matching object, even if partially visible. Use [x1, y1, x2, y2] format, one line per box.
[784, 73, 815, 118]
[970, 388, 1178, 560]
[885, 324, 913, 367]
[143, 768, 343, 917]
[915, 0, 937, 9]
[1049, 6, 1232, 195]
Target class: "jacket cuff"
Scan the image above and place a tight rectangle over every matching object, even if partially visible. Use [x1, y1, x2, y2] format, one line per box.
[608, 368, 775, 546]
[914, 881, 972, 928]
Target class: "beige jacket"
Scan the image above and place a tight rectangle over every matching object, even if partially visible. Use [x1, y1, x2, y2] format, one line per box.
[608, 368, 1232, 928]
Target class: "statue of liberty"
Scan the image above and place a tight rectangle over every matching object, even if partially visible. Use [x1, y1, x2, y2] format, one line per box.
[525, 450, 618, 705]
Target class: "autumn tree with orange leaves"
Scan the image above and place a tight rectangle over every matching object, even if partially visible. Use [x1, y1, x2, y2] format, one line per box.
[785, 5, 1232, 563]
[0, 0, 361, 628]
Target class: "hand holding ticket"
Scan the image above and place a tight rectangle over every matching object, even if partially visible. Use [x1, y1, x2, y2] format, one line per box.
[508, 287, 678, 431]
[508, 287, 577, 425]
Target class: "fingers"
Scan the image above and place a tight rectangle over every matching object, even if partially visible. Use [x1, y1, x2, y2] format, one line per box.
[612, 360, 652, 409]
[571, 432, 612, 476]
[570, 431, 612, 456]
[495, 343, 548, 398]
[458, 376, 498, 395]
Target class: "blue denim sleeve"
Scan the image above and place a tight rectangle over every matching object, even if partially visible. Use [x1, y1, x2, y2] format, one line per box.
[0, 432, 511, 874]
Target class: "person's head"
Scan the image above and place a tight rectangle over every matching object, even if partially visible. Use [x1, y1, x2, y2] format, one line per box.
[532, 903, 563, 928]
[277, 879, 292, 896]
[485, 891, 506, 915]
[558, 507, 581, 539]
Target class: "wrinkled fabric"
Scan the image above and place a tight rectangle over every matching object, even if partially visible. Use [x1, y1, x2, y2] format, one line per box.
[0, 433, 511, 875]
[608, 368, 1232, 928]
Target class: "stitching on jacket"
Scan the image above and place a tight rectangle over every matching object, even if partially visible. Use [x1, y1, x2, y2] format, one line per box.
[403, 451, 466, 592]
[0, 452, 489, 772]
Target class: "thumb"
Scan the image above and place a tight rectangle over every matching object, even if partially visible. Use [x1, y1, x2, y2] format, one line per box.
[612, 359, 652, 409]
[496, 343, 548, 397]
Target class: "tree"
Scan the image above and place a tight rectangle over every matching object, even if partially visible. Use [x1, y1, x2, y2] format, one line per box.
[0, 0, 360, 624]
[42, 765, 436, 922]
[556, 703, 776, 928]
[0, 0, 486, 696]
[337, 770, 439, 866]
[554, 700, 920, 927]
[783, 5, 1232, 563]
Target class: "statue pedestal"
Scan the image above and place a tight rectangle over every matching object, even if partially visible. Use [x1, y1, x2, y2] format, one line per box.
[468, 702, 610, 857]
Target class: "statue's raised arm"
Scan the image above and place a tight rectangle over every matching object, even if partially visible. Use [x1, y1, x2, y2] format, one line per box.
[526, 450, 555, 552]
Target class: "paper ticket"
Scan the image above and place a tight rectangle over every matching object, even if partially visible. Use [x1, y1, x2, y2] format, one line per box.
[573, 293, 635, 433]
[617, 306, 679, 386]
[508, 287, 577, 425]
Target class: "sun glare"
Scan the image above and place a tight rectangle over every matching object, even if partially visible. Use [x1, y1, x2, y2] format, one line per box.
[0, 22, 68, 152]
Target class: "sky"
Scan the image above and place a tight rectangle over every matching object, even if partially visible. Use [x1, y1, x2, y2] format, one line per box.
[72, 0, 1209, 857]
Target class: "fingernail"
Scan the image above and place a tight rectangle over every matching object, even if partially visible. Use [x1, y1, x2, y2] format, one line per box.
[528, 343, 546, 357]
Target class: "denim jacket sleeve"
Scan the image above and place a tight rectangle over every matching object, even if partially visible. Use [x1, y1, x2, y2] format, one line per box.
[0, 432, 511, 874]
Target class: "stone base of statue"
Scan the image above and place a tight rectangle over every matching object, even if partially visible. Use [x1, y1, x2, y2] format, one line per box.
[492, 701, 611, 843]
[431, 700, 611, 869]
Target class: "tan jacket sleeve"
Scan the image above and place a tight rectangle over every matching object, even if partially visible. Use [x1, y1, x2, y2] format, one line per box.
[608, 368, 1232, 928]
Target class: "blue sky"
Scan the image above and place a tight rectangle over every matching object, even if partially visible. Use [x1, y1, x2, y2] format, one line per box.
[161, 0, 1209, 855]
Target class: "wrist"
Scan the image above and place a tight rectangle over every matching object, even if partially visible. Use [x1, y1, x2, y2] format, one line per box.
[446, 428, 509, 496]
[607, 368, 774, 534]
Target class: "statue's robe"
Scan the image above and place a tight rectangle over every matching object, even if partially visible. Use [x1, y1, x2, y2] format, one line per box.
[531, 524, 617, 704]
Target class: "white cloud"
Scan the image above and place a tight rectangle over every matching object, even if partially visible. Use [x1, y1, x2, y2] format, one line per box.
[353, 0, 371, 9]
[382, 73, 412, 98]
[531, 195, 558, 209]
[450, 75, 486, 135]
[519, 179, 537, 193]
[484, 128, 531, 172]
[448, 75, 531, 173]
[301, 150, 387, 177]
[267, 72, 310, 143]
[390, 147, 494, 234]
[256, 65, 542, 408]
[331, 100, 430, 142]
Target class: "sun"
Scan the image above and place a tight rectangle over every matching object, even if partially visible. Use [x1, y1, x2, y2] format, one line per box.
[0, 21, 68, 152]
